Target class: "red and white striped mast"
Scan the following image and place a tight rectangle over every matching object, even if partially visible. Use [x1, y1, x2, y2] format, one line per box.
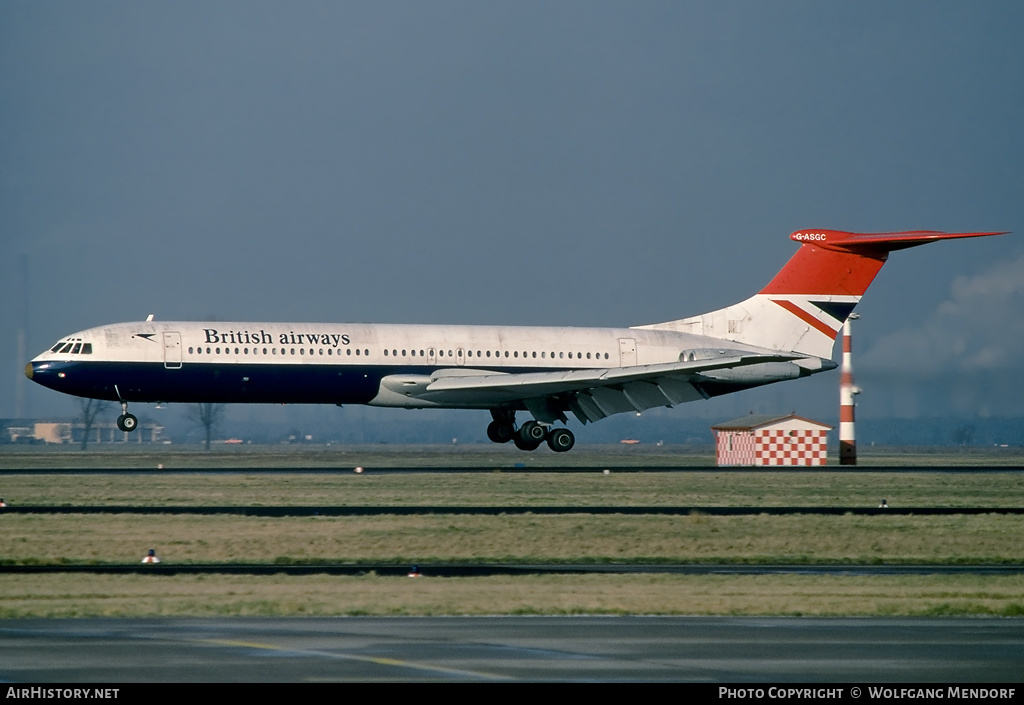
[839, 313, 860, 465]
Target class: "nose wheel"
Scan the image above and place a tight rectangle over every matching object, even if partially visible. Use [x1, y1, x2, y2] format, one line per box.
[116, 399, 138, 432]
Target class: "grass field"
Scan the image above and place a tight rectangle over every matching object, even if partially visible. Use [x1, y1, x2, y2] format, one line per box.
[3, 467, 1024, 507]
[3, 573, 1023, 618]
[2, 443, 1022, 469]
[1, 448, 1022, 617]
[4, 513, 1024, 565]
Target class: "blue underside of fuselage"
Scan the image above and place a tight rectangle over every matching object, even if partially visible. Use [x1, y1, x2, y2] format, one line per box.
[29, 361, 537, 405]
[30, 360, 763, 409]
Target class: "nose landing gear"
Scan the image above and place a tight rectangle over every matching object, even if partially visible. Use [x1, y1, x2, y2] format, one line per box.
[115, 392, 138, 433]
[116, 411, 138, 432]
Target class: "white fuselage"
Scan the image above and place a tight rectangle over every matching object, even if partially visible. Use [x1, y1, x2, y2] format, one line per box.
[29, 319, 810, 411]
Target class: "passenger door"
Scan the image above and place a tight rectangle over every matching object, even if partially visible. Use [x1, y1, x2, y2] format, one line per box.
[163, 332, 182, 369]
[618, 338, 637, 367]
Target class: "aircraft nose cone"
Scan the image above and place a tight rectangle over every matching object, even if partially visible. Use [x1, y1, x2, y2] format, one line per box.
[25, 360, 68, 392]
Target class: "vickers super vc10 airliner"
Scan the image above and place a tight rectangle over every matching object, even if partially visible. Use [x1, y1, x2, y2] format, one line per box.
[26, 229, 1005, 451]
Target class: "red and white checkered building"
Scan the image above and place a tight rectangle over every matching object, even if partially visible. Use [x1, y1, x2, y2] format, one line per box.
[711, 414, 832, 467]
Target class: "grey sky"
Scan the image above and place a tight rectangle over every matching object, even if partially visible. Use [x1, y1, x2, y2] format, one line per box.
[3, 1, 1022, 426]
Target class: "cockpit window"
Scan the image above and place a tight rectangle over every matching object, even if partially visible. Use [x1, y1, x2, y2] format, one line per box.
[50, 340, 92, 354]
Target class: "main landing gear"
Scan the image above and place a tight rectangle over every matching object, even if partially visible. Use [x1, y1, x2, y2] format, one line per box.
[116, 400, 138, 433]
[486, 410, 575, 453]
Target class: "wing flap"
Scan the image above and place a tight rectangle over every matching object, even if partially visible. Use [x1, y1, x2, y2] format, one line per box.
[569, 393, 607, 424]
[656, 376, 708, 404]
[411, 353, 799, 422]
[589, 386, 637, 416]
[622, 380, 674, 411]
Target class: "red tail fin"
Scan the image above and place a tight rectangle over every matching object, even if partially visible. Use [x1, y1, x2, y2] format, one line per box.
[760, 229, 1007, 296]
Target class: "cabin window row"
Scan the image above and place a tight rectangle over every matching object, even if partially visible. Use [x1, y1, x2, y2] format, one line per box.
[185, 346, 612, 361]
[188, 347, 371, 356]
[383, 349, 611, 360]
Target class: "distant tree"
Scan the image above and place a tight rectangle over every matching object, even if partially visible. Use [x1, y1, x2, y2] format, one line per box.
[78, 398, 110, 450]
[952, 424, 976, 449]
[188, 403, 226, 450]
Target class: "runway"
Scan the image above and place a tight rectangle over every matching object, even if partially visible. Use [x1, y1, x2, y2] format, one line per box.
[2, 617, 1022, 682]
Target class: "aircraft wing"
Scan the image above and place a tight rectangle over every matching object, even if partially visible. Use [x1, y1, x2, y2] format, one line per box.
[401, 353, 801, 424]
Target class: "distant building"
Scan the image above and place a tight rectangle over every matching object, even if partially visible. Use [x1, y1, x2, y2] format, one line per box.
[33, 422, 73, 444]
[1, 418, 165, 444]
[711, 413, 832, 467]
[2, 422, 36, 444]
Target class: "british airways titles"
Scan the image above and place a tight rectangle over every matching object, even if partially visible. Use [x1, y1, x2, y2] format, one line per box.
[203, 328, 351, 348]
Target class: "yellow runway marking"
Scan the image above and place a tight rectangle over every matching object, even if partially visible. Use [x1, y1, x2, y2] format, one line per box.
[200, 638, 509, 680]
[204, 638, 281, 650]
